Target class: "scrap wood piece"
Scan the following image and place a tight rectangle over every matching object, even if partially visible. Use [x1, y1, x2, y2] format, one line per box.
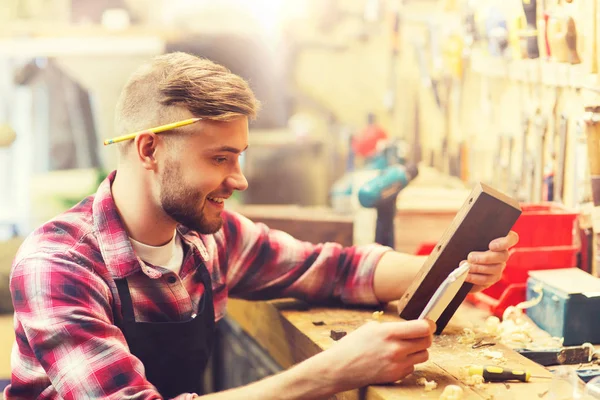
[330, 329, 347, 341]
[397, 183, 521, 334]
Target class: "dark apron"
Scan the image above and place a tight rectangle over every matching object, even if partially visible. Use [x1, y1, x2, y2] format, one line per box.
[114, 255, 215, 399]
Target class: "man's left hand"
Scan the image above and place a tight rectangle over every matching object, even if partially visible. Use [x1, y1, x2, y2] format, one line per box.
[465, 231, 519, 292]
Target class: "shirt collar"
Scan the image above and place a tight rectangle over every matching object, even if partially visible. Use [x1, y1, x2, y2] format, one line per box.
[92, 170, 142, 279]
[92, 171, 211, 279]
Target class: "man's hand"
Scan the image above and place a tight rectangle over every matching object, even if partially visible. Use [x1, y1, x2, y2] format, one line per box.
[317, 319, 435, 392]
[465, 230, 519, 292]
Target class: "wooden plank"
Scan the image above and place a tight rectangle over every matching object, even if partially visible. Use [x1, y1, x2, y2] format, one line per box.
[226, 299, 554, 399]
[396, 183, 522, 333]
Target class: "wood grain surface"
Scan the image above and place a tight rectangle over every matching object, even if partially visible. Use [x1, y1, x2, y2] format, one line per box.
[227, 299, 557, 400]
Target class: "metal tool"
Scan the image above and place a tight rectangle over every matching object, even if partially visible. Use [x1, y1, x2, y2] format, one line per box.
[515, 345, 594, 367]
[572, 120, 590, 206]
[472, 338, 496, 349]
[553, 113, 569, 203]
[413, 38, 442, 110]
[358, 163, 418, 248]
[584, 107, 600, 205]
[531, 114, 548, 203]
[577, 369, 600, 383]
[521, 0, 540, 59]
[583, 108, 600, 274]
[565, 16, 581, 65]
[519, 113, 532, 202]
[468, 365, 551, 382]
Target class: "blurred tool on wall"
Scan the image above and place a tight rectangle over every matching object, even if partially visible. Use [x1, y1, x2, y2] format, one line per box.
[0, 116, 17, 238]
[0, 125, 16, 149]
[520, 0, 539, 59]
[330, 114, 417, 248]
[584, 106, 600, 275]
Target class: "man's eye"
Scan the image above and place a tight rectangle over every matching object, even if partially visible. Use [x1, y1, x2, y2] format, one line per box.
[214, 157, 228, 164]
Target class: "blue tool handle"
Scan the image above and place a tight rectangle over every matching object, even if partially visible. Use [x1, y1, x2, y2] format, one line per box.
[577, 369, 600, 383]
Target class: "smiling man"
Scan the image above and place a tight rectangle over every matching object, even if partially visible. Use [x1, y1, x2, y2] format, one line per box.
[6, 52, 518, 400]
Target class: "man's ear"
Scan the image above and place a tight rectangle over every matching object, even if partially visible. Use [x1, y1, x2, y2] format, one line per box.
[134, 131, 158, 170]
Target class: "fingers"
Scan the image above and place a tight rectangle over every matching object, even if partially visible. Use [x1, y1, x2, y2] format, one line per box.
[468, 249, 509, 265]
[399, 365, 415, 377]
[405, 349, 430, 365]
[385, 364, 416, 383]
[467, 262, 506, 275]
[466, 261, 505, 287]
[489, 230, 519, 251]
[383, 319, 436, 339]
[390, 349, 430, 372]
[466, 271, 502, 286]
[398, 335, 433, 355]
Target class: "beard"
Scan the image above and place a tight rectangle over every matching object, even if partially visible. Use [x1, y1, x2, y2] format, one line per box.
[159, 162, 223, 234]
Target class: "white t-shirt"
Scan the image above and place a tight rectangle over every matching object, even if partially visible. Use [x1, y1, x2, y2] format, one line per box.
[129, 232, 184, 275]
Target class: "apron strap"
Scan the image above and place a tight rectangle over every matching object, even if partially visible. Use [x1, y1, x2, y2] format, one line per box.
[192, 263, 212, 315]
[115, 278, 136, 322]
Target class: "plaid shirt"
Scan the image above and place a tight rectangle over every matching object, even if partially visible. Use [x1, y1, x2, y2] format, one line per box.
[5, 171, 389, 399]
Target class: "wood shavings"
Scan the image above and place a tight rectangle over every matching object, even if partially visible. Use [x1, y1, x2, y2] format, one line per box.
[583, 343, 595, 362]
[372, 311, 384, 321]
[458, 328, 477, 345]
[485, 316, 501, 336]
[494, 307, 538, 348]
[502, 306, 523, 323]
[416, 377, 438, 391]
[482, 348, 507, 364]
[516, 284, 543, 310]
[464, 374, 485, 388]
[439, 384, 464, 400]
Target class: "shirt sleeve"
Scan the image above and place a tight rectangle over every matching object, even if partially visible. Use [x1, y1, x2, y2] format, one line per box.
[220, 210, 392, 305]
[9, 252, 162, 400]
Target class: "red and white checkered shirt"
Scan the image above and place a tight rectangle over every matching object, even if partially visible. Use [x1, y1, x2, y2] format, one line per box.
[5, 171, 389, 399]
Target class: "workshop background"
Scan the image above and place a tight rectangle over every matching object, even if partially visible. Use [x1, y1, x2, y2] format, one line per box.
[1, 0, 600, 397]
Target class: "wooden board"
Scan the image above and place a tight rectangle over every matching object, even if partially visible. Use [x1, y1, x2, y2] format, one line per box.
[397, 183, 522, 334]
[226, 299, 555, 400]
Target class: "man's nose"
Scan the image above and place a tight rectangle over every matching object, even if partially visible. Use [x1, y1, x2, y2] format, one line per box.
[227, 168, 248, 192]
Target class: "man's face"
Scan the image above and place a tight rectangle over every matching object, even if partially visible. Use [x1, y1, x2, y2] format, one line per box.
[158, 117, 249, 234]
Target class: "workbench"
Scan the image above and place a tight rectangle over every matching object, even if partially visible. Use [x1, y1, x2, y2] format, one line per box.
[226, 299, 558, 399]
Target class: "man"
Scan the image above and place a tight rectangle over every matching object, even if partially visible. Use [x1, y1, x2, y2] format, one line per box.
[6, 52, 518, 400]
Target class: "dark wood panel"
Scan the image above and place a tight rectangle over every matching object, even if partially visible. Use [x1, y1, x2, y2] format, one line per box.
[397, 183, 522, 333]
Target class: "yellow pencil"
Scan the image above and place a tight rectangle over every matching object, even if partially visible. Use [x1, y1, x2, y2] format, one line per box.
[103, 117, 202, 145]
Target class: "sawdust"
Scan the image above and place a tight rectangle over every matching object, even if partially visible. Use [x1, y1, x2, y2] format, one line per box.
[439, 384, 464, 399]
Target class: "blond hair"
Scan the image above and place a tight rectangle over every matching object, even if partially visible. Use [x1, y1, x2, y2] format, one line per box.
[114, 52, 260, 153]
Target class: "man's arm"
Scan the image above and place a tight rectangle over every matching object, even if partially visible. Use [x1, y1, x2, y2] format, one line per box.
[373, 231, 520, 302]
[199, 319, 435, 400]
[373, 252, 425, 303]
[220, 210, 389, 306]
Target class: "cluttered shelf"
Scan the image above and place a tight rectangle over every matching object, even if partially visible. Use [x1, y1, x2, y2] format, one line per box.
[470, 50, 600, 90]
[226, 298, 599, 400]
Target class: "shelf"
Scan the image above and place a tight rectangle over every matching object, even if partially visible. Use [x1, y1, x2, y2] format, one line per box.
[470, 50, 599, 90]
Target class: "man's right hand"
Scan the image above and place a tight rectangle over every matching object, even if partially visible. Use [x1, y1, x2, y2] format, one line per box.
[318, 319, 435, 392]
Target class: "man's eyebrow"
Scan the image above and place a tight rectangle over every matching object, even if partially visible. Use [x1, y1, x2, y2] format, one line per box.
[206, 145, 248, 154]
